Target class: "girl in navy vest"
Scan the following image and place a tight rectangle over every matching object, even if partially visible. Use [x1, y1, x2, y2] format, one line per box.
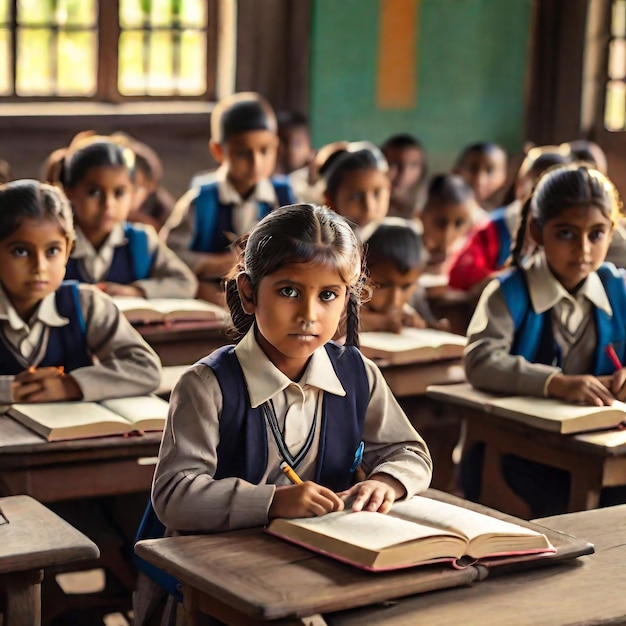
[462, 163, 626, 516]
[0, 179, 161, 403]
[61, 137, 197, 299]
[152, 204, 432, 533]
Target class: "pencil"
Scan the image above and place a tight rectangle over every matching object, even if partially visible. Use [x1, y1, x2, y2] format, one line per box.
[605, 344, 623, 371]
[280, 461, 303, 485]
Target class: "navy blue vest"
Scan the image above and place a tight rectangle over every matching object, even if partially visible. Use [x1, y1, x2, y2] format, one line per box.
[203, 341, 369, 491]
[65, 223, 154, 284]
[0, 280, 91, 374]
[490, 206, 513, 269]
[190, 178, 295, 254]
[499, 263, 626, 375]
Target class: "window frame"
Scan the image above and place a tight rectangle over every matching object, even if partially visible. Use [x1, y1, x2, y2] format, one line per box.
[0, 0, 218, 103]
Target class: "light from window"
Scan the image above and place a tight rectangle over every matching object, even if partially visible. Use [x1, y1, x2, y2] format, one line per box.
[118, 0, 207, 96]
[606, 0, 626, 130]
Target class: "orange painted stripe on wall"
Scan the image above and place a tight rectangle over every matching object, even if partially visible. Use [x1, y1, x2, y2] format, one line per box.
[376, 0, 419, 109]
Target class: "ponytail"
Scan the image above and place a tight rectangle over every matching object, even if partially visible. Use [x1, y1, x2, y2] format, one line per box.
[510, 196, 533, 268]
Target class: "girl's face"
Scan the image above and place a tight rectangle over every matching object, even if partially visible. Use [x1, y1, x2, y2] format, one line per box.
[239, 261, 348, 380]
[0, 218, 70, 319]
[330, 169, 390, 229]
[368, 261, 420, 313]
[530, 204, 614, 292]
[421, 200, 474, 263]
[65, 165, 133, 248]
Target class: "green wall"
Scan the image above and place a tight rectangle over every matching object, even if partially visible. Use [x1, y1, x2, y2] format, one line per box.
[309, 0, 532, 170]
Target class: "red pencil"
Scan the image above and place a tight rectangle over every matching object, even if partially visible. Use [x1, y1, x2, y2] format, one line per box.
[605, 344, 623, 371]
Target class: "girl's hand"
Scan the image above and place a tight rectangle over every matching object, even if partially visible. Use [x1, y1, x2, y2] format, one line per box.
[547, 373, 615, 406]
[268, 482, 345, 519]
[338, 474, 406, 514]
[401, 306, 428, 329]
[610, 367, 626, 402]
[99, 282, 145, 297]
[12, 367, 82, 402]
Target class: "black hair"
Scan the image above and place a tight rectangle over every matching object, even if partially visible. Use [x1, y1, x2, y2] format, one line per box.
[211, 93, 277, 144]
[424, 174, 474, 209]
[0, 179, 75, 244]
[380, 133, 423, 152]
[61, 140, 135, 189]
[225, 204, 367, 347]
[277, 110, 308, 132]
[455, 141, 506, 167]
[324, 148, 388, 199]
[510, 164, 622, 267]
[362, 218, 423, 274]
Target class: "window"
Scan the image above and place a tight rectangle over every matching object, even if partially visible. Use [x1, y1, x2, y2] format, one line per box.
[605, 0, 626, 130]
[0, 0, 217, 101]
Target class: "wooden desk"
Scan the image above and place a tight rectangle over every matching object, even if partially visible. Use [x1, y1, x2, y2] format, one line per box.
[0, 414, 161, 503]
[377, 358, 465, 398]
[330, 505, 626, 625]
[136, 320, 231, 366]
[426, 288, 475, 336]
[134, 491, 594, 626]
[459, 406, 626, 516]
[0, 495, 99, 626]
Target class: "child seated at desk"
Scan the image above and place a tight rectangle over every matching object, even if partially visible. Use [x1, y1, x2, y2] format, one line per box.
[462, 163, 626, 516]
[323, 144, 390, 233]
[60, 137, 198, 300]
[449, 146, 571, 294]
[360, 218, 448, 331]
[137, 204, 433, 624]
[419, 173, 484, 276]
[454, 141, 508, 211]
[165, 92, 296, 297]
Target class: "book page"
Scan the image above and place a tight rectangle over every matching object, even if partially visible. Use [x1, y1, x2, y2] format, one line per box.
[390, 496, 543, 543]
[101, 395, 169, 427]
[426, 383, 499, 409]
[360, 328, 466, 353]
[277, 509, 461, 551]
[148, 298, 227, 318]
[10, 402, 128, 429]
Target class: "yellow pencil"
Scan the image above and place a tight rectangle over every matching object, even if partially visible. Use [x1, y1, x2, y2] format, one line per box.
[280, 461, 303, 485]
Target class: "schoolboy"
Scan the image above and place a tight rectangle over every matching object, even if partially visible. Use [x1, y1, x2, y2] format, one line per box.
[166, 92, 296, 284]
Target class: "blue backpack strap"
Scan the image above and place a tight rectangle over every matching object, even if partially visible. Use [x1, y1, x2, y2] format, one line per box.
[123, 223, 154, 280]
[593, 263, 626, 374]
[498, 268, 546, 362]
[64, 279, 86, 336]
[133, 500, 183, 603]
[190, 182, 221, 252]
[490, 207, 513, 269]
[272, 176, 296, 207]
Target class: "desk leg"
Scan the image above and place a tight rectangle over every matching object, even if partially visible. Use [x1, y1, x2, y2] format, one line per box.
[3, 569, 42, 626]
[568, 462, 603, 512]
[184, 587, 329, 625]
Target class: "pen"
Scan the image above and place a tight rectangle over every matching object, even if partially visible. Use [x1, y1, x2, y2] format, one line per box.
[280, 461, 303, 485]
[605, 344, 623, 371]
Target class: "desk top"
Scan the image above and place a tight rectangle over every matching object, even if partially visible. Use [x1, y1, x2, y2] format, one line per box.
[135, 490, 591, 622]
[331, 504, 626, 625]
[0, 495, 99, 575]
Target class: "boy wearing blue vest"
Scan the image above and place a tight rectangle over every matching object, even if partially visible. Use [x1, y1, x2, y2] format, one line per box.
[166, 92, 295, 291]
[463, 164, 626, 516]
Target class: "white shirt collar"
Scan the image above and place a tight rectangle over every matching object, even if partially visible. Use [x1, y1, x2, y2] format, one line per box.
[71, 223, 127, 258]
[234, 326, 346, 408]
[217, 170, 277, 206]
[0, 284, 68, 330]
[525, 251, 612, 316]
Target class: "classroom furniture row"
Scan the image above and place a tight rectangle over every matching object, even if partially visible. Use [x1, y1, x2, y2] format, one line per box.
[135, 490, 624, 626]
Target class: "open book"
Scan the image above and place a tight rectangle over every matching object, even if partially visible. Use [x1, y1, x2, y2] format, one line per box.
[7, 395, 169, 441]
[427, 382, 626, 435]
[112, 297, 228, 326]
[359, 328, 466, 366]
[266, 495, 554, 572]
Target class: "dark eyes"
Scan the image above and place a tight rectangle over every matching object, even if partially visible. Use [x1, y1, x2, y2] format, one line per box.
[278, 286, 338, 302]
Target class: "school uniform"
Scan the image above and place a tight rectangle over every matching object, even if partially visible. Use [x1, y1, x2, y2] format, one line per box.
[0, 281, 162, 403]
[462, 251, 626, 515]
[151, 325, 432, 533]
[165, 171, 295, 273]
[449, 200, 522, 291]
[67, 222, 198, 299]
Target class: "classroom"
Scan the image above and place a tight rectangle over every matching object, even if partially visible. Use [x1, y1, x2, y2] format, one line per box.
[2, 0, 626, 624]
